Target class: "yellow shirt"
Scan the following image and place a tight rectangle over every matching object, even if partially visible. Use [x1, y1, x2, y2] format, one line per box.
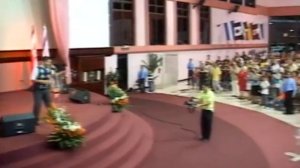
[196, 89, 215, 111]
[211, 67, 222, 81]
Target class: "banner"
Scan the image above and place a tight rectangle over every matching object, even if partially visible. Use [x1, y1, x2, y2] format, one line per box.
[222, 21, 264, 41]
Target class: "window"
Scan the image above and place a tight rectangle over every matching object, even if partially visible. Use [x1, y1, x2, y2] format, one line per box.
[199, 6, 210, 44]
[230, 0, 243, 5]
[110, 0, 134, 46]
[245, 0, 255, 7]
[149, 0, 165, 45]
[177, 2, 189, 44]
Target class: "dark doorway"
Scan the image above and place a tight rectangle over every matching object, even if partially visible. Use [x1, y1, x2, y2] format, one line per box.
[117, 54, 128, 90]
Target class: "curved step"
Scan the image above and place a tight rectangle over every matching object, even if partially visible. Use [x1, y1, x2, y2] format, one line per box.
[4, 112, 123, 168]
[46, 112, 135, 168]
[0, 104, 112, 166]
[2, 109, 154, 168]
[107, 113, 154, 168]
[77, 114, 144, 168]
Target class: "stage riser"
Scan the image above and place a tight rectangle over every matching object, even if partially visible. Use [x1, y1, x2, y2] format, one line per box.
[0, 91, 153, 168]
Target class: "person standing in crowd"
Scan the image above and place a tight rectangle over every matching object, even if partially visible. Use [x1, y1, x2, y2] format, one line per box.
[270, 59, 284, 103]
[31, 57, 57, 125]
[137, 65, 149, 93]
[260, 76, 270, 107]
[220, 62, 231, 91]
[191, 68, 200, 90]
[199, 66, 209, 90]
[238, 66, 248, 99]
[230, 62, 240, 97]
[211, 63, 223, 93]
[287, 59, 298, 73]
[248, 67, 261, 103]
[195, 84, 216, 142]
[281, 72, 297, 114]
[187, 58, 195, 85]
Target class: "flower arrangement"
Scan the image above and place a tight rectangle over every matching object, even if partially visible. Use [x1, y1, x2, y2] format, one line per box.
[107, 83, 129, 112]
[45, 107, 86, 149]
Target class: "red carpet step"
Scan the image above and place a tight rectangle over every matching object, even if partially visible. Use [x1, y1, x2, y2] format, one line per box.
[0, 91, 154, 168]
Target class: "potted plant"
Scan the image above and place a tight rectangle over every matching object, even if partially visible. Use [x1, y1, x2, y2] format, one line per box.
[142, 53, 163, 92]
[107, 82, 129, 112]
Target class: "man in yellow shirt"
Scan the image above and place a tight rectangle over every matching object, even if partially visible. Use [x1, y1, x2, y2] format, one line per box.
[196, 84, 215, 141]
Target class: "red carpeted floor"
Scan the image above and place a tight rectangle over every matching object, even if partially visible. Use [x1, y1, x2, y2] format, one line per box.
[1, 91, 299, 168]
[129, 93, 300, 168]
[0, 91, 153, 168]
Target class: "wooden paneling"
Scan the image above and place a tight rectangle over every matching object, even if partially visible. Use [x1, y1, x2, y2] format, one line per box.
[69, 47, 114, 56]
[69, 47, 114, 95]
[0, 49, 58, 63]
[0, 48, 113, 64]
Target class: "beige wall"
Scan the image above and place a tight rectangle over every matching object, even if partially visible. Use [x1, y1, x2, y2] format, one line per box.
[0, 0, 53, 92]
[0, 0, 54, 50]
[257, 0, 300, 7]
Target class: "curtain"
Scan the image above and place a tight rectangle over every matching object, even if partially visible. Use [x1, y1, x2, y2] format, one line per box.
[48, 0, 71, 84]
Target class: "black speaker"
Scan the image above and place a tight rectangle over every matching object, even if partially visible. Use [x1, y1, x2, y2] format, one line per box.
[69, 89, 91, 104]
[0, 113, 36, 137]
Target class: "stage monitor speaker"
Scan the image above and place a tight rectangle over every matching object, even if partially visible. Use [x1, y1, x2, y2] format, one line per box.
[0, 113, 36, 137]
[69, 89, 91, 104]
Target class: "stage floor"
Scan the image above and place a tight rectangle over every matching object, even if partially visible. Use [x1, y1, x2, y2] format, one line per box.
[0, 91, 110, 154]
[0, 91, 153, 168]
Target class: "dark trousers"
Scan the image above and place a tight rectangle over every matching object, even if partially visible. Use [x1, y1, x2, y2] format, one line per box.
[200, 109, 214, 139]
[284, 91, 294, 114]
[138, 78, 146, 93]
[33, 89, 52, 121]
[188, 70, 194, 85]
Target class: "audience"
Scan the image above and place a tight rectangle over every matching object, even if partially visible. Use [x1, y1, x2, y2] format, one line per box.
[191, 50, 300, 115]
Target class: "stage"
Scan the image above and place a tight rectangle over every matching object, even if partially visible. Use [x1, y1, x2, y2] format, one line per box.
[0, 91, 153, 168]
[0, 91, 299, 168]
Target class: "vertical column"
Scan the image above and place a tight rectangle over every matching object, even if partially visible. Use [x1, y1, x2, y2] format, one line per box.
[166, 0, 176, 45]
[134, 0, 147, 46]
[189, 4, 200, 45]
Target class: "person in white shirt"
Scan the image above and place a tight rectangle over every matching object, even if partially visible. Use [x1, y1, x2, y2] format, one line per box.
[271, 59, 281, 73]
[260, 76, 270, 107]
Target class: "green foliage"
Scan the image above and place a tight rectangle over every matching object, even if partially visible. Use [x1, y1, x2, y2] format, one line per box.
[106, 71, 119, 85]
[48, 132, 84, 150]
[46, 108, 85, 150]
[107, 84, 129, 113]
[142, 53, 163, 73]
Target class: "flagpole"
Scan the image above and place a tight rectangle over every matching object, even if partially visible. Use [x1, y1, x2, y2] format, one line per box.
[30, 25, 38, 71]
[42, 25, 50, 57]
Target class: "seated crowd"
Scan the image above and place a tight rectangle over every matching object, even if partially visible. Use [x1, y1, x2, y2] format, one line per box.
[188, 51, 300, 115]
